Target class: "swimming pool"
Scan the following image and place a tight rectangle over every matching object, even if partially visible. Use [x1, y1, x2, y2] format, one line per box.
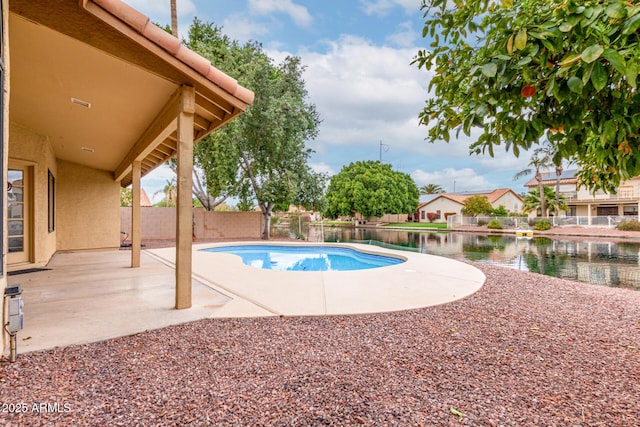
[202, 244, 405, 271]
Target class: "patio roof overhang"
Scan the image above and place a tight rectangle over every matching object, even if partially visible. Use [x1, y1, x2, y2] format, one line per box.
[9, 0, 253, 187]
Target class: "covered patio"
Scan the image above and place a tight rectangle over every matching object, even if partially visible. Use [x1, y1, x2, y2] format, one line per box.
[3, 0, 254, 355]
[8, 250, 274, 353]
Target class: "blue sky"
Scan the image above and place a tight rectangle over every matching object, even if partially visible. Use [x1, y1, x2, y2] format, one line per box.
[125, 0, 536, 202]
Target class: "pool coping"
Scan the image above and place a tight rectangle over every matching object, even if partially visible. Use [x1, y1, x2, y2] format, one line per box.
[146, 241, 486, 317]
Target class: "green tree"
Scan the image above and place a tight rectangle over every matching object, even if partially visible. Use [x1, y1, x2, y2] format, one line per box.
[153, 178, 177, 208]
[120, 187, 132, 207]
[323, 161, 419, 219]
[461, 195, 494, 216]
[419, 183, 445, 194]
[521, 186, 568, 215]
[513, 147, 554, 217]
[491, 205, 509, 216]
[186, 20, 323, 239]
[414, 0, 640, 193]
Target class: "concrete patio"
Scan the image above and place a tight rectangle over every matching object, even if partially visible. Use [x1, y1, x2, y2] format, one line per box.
[8, 243, 486, 354]
[7, 250, 273, 354]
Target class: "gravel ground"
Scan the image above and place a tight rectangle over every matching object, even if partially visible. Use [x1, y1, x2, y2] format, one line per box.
[1, 264, 639, 426]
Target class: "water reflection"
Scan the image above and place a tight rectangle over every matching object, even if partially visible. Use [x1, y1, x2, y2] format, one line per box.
[314, 227, 640, 290]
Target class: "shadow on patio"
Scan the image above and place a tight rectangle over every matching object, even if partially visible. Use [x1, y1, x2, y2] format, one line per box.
[7, 250, 261, 353]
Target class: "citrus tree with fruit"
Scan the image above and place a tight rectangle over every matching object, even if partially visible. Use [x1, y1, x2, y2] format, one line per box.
[413, 0, 640, 192]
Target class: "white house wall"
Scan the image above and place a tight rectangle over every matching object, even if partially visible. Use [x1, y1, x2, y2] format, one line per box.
[418, 198, 463, 222]
[493, 193, 522, 213]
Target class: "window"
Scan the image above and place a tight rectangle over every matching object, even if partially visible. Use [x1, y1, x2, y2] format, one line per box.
[597, 206, 618, 216]
[623, 205, 637, 216]
[420, 211, 425, 220]
[48, 170, 55, 232]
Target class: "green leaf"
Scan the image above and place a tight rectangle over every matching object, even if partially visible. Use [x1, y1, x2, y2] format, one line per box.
[591, 61, 608, 91]
[567, 76, 584, 94]
[602, 49, 626, 74]
[476, 104, 489, 116]
[559, 22, 573, 32]
[605, 3, 626, 19]
[517, 56, 532, 66]
[514, 29, 527, 50]
[545, 77, 556, 97]
[501, 0, 513, 7]
[482, 63, 498, 77]
[626, 64, 638, 88]
[582, 62, 594, 85]
[581, 45, 604, 63]
[603, 120, 617, 144]
[450, 407, 464, 418]
[622, 13, 640, 35]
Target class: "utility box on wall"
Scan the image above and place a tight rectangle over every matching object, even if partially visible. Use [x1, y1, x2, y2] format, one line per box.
[5, 285, 24, 333]
[8, 296, 24, 333]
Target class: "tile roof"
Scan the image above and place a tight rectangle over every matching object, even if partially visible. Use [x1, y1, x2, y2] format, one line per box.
[92, 0, 254, 106]
[524, 169, 579, 187]
[420, 188, 522, 207]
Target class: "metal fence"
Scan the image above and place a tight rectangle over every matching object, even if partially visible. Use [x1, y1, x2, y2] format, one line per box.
[447, 215, 630, 229]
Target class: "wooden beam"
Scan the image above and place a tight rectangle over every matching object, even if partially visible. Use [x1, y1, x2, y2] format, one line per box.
[131, 160, 141, 268]
[175, 85, 195, 309]
[114, 90, 180, 182]
[195, 93, 227, 119]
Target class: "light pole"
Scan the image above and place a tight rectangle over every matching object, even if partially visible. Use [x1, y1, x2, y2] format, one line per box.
[379, 141, 389, 162]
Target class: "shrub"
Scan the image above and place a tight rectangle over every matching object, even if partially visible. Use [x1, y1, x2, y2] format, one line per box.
[477, 219, 487, 226]
[487, 219, 503, 229]
[426, 212, 439, 223]
[490, 205, 509, 217]
[534, 219, 552, 231]
[617, 219, 640, 231]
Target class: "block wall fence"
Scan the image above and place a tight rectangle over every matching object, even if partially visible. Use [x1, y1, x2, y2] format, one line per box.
[120, 207, 262, 241]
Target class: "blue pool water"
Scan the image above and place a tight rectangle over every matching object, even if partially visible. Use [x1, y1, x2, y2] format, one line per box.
[202, 245, 404, 271]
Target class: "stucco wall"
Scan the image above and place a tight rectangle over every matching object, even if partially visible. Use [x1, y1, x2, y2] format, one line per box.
[8, 122, 57, 264]
[120, 207, 262, 240]
[494, 193, 522, 213]
[419, 198, 463, 222]
[121, 207, 176, 240]
[57, 160, 120, 251]
[195, 209, 262, 239]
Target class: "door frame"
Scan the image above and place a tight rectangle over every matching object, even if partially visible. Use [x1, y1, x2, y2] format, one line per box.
[7, 159, 34, 266]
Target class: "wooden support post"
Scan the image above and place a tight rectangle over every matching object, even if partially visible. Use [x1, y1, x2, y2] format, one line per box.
[175, 85, 195, 309]
[131, 160, 141, 268]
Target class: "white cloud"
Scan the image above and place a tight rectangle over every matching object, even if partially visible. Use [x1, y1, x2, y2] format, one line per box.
[386, 21, 418, 48]
[411, 168, 494, 193]
[309, 162, 335, 176]
[248, 0, 313, 28]
[221, 14, 271, 42]
[359, 0, 417, 16]
[288, 35, 433, 152]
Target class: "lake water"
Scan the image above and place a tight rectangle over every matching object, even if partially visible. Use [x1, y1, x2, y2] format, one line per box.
[308, 226, 640, 290]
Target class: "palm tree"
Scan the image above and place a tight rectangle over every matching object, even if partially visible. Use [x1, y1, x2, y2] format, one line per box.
[538, 143, 575, 216]
[154, 178, 177, 207]
[170, 0, 178, 37]
[419, 183, 444, 195]
[513, 148, 553, 217]
[521, 186, 567, 215]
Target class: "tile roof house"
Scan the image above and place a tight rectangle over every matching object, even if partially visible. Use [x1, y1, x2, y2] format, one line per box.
[416, 189, 524, 222]
[1, 0, 254, 354]
[524, 169, 640, 218]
